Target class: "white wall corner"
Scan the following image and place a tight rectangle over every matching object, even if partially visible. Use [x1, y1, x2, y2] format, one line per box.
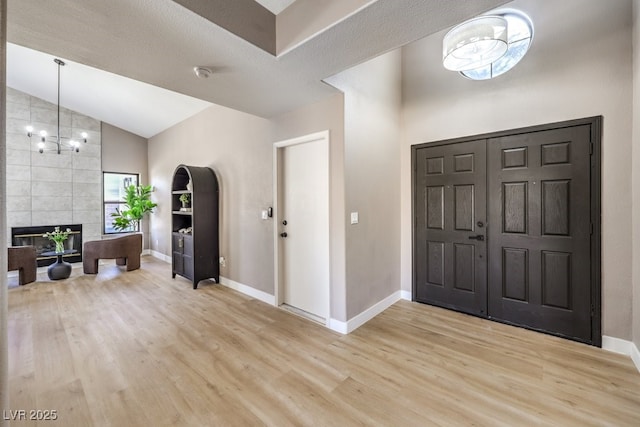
[401, 290, 412, 301]
[631, 341, 640, 373]
[330, 291, 402, 335]
[327, 318, 348, 334]
[219, 276, 275, 306]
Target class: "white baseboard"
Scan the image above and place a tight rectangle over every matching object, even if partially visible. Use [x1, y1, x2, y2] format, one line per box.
[146, 252, 274, 305]
[327, 318, 348, 334]
[401, 290, 412, 301]
[328, 291, 402, 335]
[602, 335, 640, 374]
[602, 335, 632, 355]
[631, 341, 640, 373]
[150, 250, 171, 263]
[219, 276, 275, 306]
[142, 249, 151, 256]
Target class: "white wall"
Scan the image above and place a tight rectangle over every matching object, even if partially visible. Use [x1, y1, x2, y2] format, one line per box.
[326, 50, 402, 319]
[148, 104, 273, 292]
[401, 0, 634, 339]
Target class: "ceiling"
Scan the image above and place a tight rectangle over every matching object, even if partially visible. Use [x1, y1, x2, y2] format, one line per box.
[6, 0, 510, 138]
[254, 0, 297, 14]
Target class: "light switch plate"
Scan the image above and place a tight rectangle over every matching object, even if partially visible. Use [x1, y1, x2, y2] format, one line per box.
[261, 210, 269, 220]
[350, 212, 359, 224]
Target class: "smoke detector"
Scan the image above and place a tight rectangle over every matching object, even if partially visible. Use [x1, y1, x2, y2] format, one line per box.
[193, 66, 213, 79]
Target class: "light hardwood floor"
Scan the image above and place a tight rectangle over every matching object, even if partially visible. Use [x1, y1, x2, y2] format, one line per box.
[7, 257, 640, 426]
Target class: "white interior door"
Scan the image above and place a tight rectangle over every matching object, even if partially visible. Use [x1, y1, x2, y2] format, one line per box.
[277, 133, 329, 320]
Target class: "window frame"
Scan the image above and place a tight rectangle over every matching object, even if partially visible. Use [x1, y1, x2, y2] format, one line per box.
[103, 171, 140, 235]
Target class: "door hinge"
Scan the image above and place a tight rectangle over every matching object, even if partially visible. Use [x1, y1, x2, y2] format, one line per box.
[590, 222, 594, 235]
[590, 142, 594, 155]
[591, 303, 595, 316]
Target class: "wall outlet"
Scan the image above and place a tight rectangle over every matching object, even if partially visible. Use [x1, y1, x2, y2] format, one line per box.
[350, 212, 359, 225]
[219, 256, 226, 267]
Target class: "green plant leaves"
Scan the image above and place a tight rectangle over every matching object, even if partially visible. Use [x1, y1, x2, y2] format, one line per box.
[110, 184, 158, 231]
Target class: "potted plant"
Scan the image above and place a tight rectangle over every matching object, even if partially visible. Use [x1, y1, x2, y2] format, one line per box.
[43, 226, 72, 253]
[111, 184, 158, 232]
[179, 193, 190, 210]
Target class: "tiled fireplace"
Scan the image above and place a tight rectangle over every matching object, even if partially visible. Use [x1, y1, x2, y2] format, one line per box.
[5, 88, 102, 252]
[12, 224, 83, 267]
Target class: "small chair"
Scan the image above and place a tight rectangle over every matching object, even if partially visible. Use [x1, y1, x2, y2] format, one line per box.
[8, 246, 38, 285]
[83, 233, 142, 274]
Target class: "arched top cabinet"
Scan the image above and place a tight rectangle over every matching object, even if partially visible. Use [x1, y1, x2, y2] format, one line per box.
[171, 164, 219, 288]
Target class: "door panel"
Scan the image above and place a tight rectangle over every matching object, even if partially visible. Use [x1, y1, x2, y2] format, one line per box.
[415, 140, 487, 316]
[281, 139, 329, 320]
[487, 125, 592, 342]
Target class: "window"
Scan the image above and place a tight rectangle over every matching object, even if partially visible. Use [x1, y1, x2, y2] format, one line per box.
[103, 172, 139, 234]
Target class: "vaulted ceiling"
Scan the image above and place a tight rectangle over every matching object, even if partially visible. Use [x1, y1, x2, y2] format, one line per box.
[7, 0, 509, 138]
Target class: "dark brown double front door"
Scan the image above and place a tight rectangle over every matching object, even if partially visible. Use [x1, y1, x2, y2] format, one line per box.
[413, 118, 600, 345]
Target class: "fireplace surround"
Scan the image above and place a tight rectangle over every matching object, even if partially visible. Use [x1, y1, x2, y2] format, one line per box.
[12, 224, 82, 267]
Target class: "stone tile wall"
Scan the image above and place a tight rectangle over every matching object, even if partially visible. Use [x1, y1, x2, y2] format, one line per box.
[5, 87, 102, 244]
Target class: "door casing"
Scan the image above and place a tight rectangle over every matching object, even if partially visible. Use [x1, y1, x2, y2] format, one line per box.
[411, 117, 602, 346]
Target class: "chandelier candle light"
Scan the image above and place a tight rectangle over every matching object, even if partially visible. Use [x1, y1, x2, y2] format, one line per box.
[25, 58, 89, 154]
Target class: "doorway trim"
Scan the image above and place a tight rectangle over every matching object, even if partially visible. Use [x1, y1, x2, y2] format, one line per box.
[273, 130, 331, 327]
[411, 116, 602, 346]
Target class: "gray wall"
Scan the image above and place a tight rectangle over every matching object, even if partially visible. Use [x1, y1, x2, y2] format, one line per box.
[633, 0, 640, 349]
[401, 0, 634, 339]
[271, 92, 347, 321]
[101, 122, 150, 248]
[1, 0, 7, 420]
[5, 87, 102, 244]
[326, 50, 402, 319]
[148, 103, 273, 292]
[102, 122, 148, 181]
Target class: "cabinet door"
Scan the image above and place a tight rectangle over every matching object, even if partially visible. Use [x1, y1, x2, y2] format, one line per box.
[182, 235, 194, 280]
[182, 235, 193, 257]
[173, 251, 183, 274]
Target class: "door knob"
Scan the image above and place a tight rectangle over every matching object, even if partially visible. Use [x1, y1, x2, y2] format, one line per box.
[468, 235, 484, 241]
[280, 232, 288, 238]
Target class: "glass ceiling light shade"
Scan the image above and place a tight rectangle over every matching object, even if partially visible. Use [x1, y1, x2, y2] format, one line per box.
[442, 15, 508, 72]
[461, 11, 534, 80]
[25, 58, 88, 154]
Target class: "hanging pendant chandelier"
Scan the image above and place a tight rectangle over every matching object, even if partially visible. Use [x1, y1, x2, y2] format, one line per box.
[25, 58, 88, 154]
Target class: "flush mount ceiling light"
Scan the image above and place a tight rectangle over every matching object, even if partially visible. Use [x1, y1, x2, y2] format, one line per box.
[461, 11, 534, 80]
[26, 58, 88, 154]
[442, 15, 508, 72]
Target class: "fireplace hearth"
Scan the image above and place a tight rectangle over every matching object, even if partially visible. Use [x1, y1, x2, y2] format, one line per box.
[12, 224, 82, 267]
